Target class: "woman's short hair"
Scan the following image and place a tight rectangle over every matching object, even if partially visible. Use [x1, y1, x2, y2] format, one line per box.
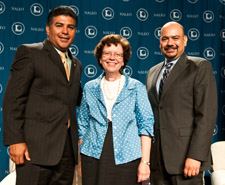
[94, 34, 131, 70]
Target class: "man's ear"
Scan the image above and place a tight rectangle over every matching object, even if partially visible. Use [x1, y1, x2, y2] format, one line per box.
[46, 26, 49, 37]
[184, 35, 188, 47]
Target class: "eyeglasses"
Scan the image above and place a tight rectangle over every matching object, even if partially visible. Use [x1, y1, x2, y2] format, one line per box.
[102, 51, 123, 59]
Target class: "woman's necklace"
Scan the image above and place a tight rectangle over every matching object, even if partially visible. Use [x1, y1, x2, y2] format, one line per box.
[103, 77, 121, 100]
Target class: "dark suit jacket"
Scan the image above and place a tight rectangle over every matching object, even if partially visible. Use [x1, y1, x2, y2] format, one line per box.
[146, 53, 217, 174]
[3, 39, 82, 166]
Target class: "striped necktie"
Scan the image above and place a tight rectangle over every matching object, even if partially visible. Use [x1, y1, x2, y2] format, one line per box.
[159, 62, 173, 98]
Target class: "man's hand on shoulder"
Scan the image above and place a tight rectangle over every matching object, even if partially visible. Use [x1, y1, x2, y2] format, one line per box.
[9, 143, 31, 165]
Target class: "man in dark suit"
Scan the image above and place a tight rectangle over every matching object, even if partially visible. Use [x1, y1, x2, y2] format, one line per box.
[146, 21, 217, 185]
[3, 6, 82, 185]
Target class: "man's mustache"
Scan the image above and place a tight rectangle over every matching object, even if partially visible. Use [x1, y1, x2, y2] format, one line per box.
[164, 46, 178, 50]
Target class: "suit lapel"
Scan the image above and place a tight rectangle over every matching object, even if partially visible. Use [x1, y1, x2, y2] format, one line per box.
[152, 63, 163, 102]
[44, 39, 68, 81]
[160, 53, 189, 100]
[147, 62, 164, 103]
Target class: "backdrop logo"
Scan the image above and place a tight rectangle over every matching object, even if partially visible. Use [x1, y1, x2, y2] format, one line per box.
[136, 8, 149, 21]
[123, 65, 133, 76]
[219, 0, 225, 5]
[0, 42, 4, 54]
[213, 124, 218, 136]
[120, 27, 132, 39]
[203, 47, 216, 60]
[0, 1, 5, 14]
[220, 29, 225, 42]
[203, 10, 214, 23]
[30, 3, 43, 16]
[137, 47, 149, 60]
[7, 147, 10, 156]
[12, 22, 25, 35]
[187, 0, 198, 3]
[85, 26, 97, 39]
[187, 28, 200, 41]
[221, 66, 225, 78]
[170, 9, 182, 21]
[84, 65, 97, 78]
[70, 5, 79, 16]
[155, 0, 165, 2]
[102, 7, 114, 20]
[69, 44, 79, 57]
[154, 27, 161, 39]
[0, 83, 2, 94]
[222, 105, 225, 115]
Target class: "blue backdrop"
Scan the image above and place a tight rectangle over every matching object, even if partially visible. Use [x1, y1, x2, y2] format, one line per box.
[0, 0, 224, 181]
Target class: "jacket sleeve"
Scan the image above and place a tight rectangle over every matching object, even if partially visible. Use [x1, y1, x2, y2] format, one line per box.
[187, 60, 217, 161]
[135, 82, 155, 138]
[3, 45, 35, 146]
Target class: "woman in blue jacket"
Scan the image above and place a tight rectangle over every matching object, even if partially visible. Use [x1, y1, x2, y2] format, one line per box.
[78, 34, 154, 185]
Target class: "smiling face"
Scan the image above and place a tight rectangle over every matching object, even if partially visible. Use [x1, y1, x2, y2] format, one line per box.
[160, 22, 188, 61]
[46, 15, 76, 52]
[100, 44, 124, 78]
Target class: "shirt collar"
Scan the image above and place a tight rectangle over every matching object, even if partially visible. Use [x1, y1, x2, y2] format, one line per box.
[164, 56, 180, 66]
[54, 47, 68, 58]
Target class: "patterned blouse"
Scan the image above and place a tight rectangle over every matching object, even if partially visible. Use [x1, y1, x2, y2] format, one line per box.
[78, 73, 154, 165]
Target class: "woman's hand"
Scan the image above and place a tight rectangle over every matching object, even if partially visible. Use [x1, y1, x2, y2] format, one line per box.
[137, 161, 150, 183]
[138, 135, 151, 182]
